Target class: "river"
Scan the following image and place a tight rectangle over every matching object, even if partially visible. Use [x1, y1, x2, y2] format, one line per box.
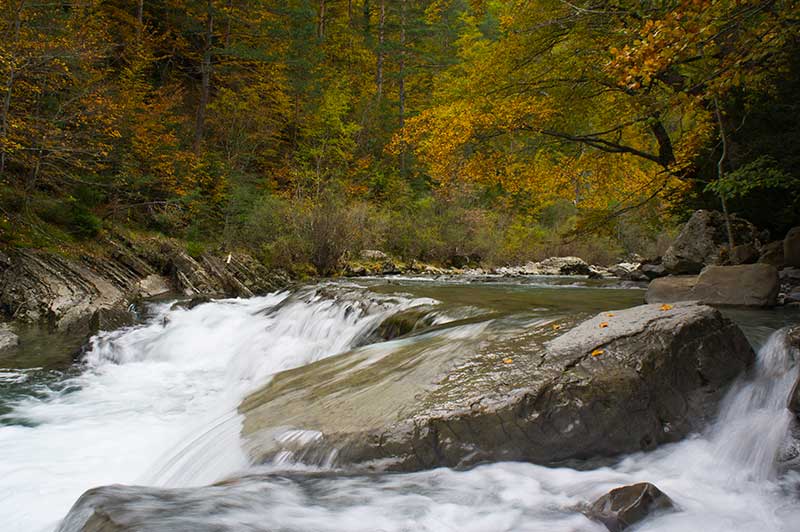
[1, 277, 799, 531]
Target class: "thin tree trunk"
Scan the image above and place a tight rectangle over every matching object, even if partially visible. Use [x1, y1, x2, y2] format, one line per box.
[376, 0, 385, 99]
[27, 133, 46, 197]
[2, 3, 23, 174]
[224, 0, 232, 48]
[293, 93, 300, 147]
[714, 96, 735, 251]
[318, 0, 326, 39]
[399, 0, 406, 128]
[0, 70, 14, 174]
[136, 0, 144, 45]
[194, 0, 214, 154]
[398, 0, 406, 176]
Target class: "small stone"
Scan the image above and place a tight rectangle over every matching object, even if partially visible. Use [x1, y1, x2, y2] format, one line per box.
[587, 482, 676, 531]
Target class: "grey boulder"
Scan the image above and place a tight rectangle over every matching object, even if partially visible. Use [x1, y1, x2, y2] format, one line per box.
[663, 210, 761, 274]
[646, 264, 779, 307]
[240, 302, 754, 472]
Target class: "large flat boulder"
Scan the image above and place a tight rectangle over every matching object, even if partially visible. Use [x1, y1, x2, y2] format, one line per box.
[663, 210, 761, 274]
[646, 264, 779, 307]
[240, 302, 754, 471]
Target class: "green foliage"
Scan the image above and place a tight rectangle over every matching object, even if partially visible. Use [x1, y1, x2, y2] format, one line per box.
[185, 241, 206, 259]
[705, 156, 797, 199]
[3, 0, 795, 266]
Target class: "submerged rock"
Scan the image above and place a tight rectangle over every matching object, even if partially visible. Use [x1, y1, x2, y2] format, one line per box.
[587, 482, 675, 531]
[240, 302, 754, 471]
[646, 264, 779, 307]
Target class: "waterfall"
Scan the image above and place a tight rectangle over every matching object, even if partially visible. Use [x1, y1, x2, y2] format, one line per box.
[709, 328, 799, 482]
[0, 286, 438, 532]
[2, 282, 799, 532]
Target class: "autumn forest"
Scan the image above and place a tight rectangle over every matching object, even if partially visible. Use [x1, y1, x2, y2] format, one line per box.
[2, 0, 799, 274]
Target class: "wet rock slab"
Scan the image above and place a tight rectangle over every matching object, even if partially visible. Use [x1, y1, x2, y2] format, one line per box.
[240, 302, 755, 471]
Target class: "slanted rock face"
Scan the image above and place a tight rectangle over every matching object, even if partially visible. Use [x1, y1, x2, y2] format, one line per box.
[663, 210, 761, 274]
[587, 482, 675, 532]
[0, 237, 289, 335]
[646, 264, 779, 307]
[0, 250, 138, 332]
[240, 302, 754, 472]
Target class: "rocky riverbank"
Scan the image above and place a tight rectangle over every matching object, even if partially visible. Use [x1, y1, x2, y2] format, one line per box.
[0, 233, 289, 351]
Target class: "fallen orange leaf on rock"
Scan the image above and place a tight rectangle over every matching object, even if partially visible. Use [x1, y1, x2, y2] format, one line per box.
[606, 313, 615, 317]
[591, 349, 605, 357]
[599, 322, 609, 328]
[502, 358, 513, 364]
[552, 324, 562, 330]
[660, 304, 673, 311]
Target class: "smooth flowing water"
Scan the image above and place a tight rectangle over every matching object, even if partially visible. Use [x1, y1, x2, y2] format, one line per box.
[1, 278, 799, 532]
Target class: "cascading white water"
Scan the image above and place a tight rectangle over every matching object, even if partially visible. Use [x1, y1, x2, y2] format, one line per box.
[3, 282, 800, 532]
[709, 329, 799, 482]
[0, 286, 438, 532]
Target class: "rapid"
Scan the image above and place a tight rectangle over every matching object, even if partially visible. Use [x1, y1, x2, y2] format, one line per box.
[1, 279, 799, 532]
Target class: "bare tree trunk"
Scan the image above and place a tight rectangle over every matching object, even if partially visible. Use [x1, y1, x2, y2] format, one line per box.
[714, 97, 735, 251]
[0, 70, 14, 174]
[399, 0, 406, 128]
[136, 0, 144, 45]
[224, 0, 232, 48]
[293, 93, 300, 147]
[398, 0, 407, 176]
[27, 133, 46, 197]
[2, 3, 23, 174]
[376, 0, 385, 99]
[194, 0, 214, 154]
[318, 0, 326, 39]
